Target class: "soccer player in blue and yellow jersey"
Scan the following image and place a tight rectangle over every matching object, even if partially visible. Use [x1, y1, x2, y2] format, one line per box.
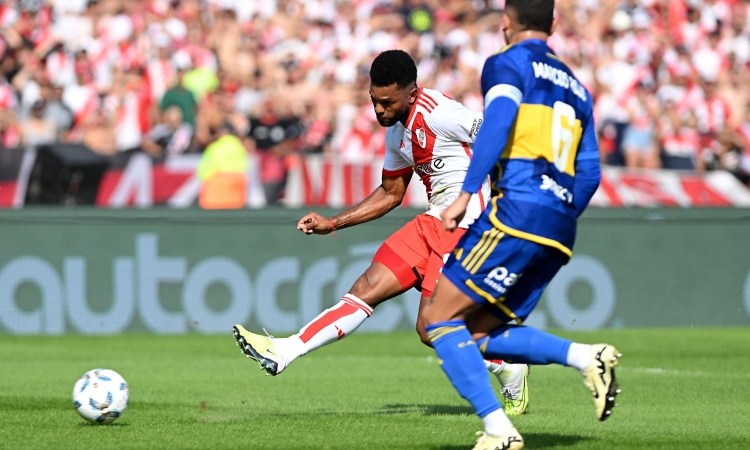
[421, 1, 622, 449]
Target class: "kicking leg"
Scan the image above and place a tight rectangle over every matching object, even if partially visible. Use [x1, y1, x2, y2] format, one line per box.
[275, 261, 403, 361]
[234, 216, 430, 375]
[234, 262, 404, 375]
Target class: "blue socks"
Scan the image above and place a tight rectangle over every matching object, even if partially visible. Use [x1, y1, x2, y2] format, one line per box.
[427, 320, 501, 418]
[476, 325, 572, 365]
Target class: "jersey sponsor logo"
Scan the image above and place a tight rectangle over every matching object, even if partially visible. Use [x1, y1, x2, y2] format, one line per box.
[469, 118, 483, 138]
[540, 174, 574, 204]
[483, 266, 520, 295]
[457, 340, 475, 348]
[416, 127, 427, 148]
[400, 140, 405, 149]
[414, 158, 444, 178]
[531, 61, 587, 102]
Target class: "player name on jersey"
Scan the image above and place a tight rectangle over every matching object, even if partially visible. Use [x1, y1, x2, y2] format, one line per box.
[531, 61, 587, 102]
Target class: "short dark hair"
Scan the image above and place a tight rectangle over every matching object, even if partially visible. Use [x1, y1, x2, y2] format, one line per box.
[505, 0, 555, 34]
[369, 50, 417, 89]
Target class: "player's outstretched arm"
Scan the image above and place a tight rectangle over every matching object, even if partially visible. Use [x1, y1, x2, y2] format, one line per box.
[297, 171, 412, 235]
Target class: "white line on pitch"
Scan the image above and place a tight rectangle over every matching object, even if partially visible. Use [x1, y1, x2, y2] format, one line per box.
[620, 367, 750, 378]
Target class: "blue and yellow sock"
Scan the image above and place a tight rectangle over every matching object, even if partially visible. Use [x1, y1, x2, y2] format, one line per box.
[477, 325, 572, 366]
[426, 320, 501, 418]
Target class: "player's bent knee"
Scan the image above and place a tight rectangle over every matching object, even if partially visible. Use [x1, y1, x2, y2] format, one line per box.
[415, 318, 433, 348]
[348, 263, 403, 308]
[420, 302, 442, 327]
[471, 331, 488, 343]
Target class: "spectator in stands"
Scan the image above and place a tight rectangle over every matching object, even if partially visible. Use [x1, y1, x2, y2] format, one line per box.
[0, 113, 20, 149]
[19, 99, 57, 149]
[0, 50, 21, 148]
[106, 69, 147, 153]
[695, 75, 731, 169]
[62, 61, 98, 141]
[160, 68, 197, 127]
[660, 101, 704, 171]
[195, 87, 239, 149]
[81, 108, 117, 156]
[142, 106, 194, 158]
[247, 97, 302, 204]
[337, 104, 385, 164]
[297, 102, 332, 154]
[622, 82, 661, 169]
[234, 69, 265, 117]
[40, 82, 73, 142]
[196, 123, 248, 209]
[719, 102, 750, 184]
[0, 0, 748, 202]
[9, 46, 45, 118]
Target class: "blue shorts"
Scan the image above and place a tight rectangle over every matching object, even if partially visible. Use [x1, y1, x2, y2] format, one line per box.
[442, 213, 569, 324]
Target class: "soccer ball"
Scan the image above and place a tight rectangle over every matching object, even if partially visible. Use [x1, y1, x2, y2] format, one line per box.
[72, 368, 129, 424]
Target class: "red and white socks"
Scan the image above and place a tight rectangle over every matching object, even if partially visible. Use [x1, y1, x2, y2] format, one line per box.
[273, 294, 373, 364]
[273, 295, 523, 382]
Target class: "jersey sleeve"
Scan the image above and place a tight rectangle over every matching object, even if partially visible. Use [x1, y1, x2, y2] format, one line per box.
[572, 107, 601, 216]
[461, 54, 525, 194]
[428, 100, 484, 144]
[382, 129, 412, 177]
[481, 52, 524, 113]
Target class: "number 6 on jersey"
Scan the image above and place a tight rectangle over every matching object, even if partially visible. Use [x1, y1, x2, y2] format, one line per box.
[551, 101, 582, 174]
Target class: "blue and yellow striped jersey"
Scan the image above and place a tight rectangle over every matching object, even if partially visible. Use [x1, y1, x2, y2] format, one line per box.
[474, 39, 600, 257]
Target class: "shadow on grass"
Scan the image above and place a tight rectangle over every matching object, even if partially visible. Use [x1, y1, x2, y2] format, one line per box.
[0, 395, 198, 411]
[77, 422, 128, 427]
[429, 433, 592, 449]
[381, 403, 474, 416]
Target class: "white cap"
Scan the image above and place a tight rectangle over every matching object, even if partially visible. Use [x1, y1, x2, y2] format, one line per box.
[109, 15, 133, 43]
[165, 18, 188, 41]
[610, 10, 633, 32]
[172, 50, 193, 70]
[694, 53, 721, 82]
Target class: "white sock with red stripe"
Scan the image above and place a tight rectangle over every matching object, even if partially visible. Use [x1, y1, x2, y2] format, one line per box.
[484, 359, 507, 374]
[274, 294, 373, 363]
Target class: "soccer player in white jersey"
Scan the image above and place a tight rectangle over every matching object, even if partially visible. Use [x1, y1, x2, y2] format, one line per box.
[233, 50, 529, 415]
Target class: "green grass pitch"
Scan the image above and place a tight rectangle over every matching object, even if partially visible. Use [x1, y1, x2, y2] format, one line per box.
[1, 328, 749, 449]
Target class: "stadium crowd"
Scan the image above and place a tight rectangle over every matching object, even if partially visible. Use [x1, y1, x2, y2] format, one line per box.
[1, 0, 749, 204]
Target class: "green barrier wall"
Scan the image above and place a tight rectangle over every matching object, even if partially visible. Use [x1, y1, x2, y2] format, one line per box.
[1, 208, 749, 334]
